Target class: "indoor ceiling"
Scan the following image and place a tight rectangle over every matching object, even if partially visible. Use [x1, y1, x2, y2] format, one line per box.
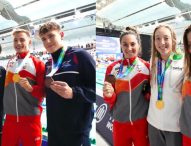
[0, 0, 96, 55]
[0, 0, 96, 35]
[97, 0, 191, 41]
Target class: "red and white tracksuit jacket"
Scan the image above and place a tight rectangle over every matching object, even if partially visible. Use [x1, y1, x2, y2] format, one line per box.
[104, 57, 150, 146]
[180, 78, 191, 146]
[2, 51, 45, 146]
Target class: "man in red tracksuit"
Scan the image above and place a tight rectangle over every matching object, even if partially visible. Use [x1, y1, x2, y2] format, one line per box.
[2, 29, 45, 146]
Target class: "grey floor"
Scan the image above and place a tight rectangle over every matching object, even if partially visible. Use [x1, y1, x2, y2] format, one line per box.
[96, 132, 111, 146]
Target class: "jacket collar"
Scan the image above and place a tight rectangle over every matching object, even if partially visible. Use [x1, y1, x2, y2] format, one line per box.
[16, 51, 30, 59]
[123, 57, 137, 65]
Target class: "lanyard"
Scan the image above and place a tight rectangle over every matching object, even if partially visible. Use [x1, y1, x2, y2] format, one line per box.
[157, 56, 172, 100]
[117, 58, 137, 79]
[47, 48, 65, 77]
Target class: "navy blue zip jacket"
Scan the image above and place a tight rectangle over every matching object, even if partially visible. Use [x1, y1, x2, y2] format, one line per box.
[0, 66, 6, 133]
[45, 47, 96, 135]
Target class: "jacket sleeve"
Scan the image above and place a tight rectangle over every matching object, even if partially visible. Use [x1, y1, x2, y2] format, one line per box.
[72, 50, 96, 103]
[0, 67, 6, 132]
[143, 60, 151, 100]
[103, 64, 117, 109]
[31, 57, 45, 98]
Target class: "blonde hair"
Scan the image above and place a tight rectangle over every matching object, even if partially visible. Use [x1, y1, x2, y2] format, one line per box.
[150, 24, 177, 85]
[183, 25, 191, 79]
[12, 28, 31, 37]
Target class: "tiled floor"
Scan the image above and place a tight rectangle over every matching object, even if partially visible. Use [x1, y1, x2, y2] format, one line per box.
[96, 132, 111, 146]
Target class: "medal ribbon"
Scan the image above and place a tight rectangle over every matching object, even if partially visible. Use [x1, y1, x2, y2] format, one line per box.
[117, 58, 138, 79]
[157, 55, 172, 101]
[47, 48, 65, 77]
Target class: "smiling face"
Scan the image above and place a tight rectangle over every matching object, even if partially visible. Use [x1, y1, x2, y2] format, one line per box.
[13, 32, 31, 53]
[40, 30, 63, 53]
[154, 27, 173, 60]
[120, 34, 140, 59]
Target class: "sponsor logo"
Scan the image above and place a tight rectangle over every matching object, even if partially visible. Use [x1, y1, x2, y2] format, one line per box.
[96, 103, 107, 123]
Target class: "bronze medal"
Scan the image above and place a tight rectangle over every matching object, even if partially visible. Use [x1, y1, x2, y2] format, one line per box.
[105, 74, 116, 84]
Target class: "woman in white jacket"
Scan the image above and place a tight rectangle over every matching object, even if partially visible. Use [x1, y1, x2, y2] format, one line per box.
[147, 24, 184, 146]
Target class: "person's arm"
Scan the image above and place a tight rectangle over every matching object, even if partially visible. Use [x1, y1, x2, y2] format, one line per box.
[103, 64, 117, 109]
[31, 58, 45, 98]
[103, 86, 116, 108]
[0, 67, 6, 133]
[71, 50, 96, 103]
[142, 82, 151, 100]
[142, 60, 151, 100]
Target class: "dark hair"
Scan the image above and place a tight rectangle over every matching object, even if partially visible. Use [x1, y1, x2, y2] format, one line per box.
[120, 27, 141, 44]
[183, 25, 191, 78]
[119, 26, 142, 54]
[38, 21, 61, 36]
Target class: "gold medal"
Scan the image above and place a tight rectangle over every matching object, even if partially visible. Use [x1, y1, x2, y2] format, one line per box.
[12, 74, 20, 83]
[156, 100, 164, 110]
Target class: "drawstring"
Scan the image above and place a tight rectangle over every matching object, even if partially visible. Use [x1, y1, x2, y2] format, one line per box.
[14, 83, 19, 122]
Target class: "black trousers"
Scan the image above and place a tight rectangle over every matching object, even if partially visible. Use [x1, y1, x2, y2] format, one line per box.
[48, 132, 90, 146]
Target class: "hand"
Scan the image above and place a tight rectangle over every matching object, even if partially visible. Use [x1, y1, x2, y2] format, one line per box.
[103, 81, 114, 98]
[18, 77, 33, 92]
[50, 81, 73, 99]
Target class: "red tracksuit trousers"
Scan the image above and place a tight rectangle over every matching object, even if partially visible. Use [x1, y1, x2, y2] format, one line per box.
[2, 116, 42, 146]
[113, 118, 149, 146]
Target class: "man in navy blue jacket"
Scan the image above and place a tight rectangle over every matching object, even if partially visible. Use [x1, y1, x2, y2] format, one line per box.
[38, 21, 96, 146]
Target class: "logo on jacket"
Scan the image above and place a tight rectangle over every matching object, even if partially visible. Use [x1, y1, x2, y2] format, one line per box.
[172, 66, 183, 71]
[96, 103, 107, 123]
[22, 63, 28, 70]
[8, 61, 14, 68]
[136, 64, 142, 72]
[61, 59, 71, 67]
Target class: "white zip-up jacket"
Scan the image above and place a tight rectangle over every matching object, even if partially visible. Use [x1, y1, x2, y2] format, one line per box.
[147, 55, 184, 132]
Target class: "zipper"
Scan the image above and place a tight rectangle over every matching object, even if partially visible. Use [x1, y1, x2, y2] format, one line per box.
[14, 83, 19, 122]
[127, 59, 133, 125]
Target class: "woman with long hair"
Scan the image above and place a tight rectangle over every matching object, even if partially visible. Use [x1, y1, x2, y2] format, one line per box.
[147, 24, 184, 146]
[180, 24, 191, 146]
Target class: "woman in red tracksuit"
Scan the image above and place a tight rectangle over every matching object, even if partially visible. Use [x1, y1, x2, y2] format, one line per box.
[103, 27, 150, 146]
[180, 24, 191, 146]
